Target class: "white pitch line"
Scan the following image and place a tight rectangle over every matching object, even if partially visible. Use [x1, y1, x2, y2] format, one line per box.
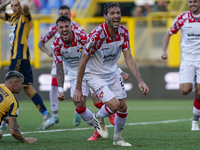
[3, 118, 192, 137]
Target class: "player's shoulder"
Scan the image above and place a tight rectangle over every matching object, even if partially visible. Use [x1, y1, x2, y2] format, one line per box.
[176, 11, 191, 20]
[89, 23, 104, 41]
[51, 37, 62, 47]
[48, 24, 57, 31]
[119, 25, 129, 34]
[0, 84, 15, 101]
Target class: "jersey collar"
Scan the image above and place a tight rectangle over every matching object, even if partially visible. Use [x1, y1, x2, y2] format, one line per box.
[103, 22, 119, 37]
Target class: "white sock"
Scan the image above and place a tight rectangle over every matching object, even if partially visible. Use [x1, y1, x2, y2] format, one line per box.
[96, 104, 113, 118]
[114, 110, 128, 139]
[77, 108, 94, 127]
[50, 86, 59, 114]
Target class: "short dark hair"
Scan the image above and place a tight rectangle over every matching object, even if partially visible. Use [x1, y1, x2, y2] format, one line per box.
[5, 71, 24, 81]
[103, 2, 121, 15]
[58, 5, 70, 12]
[56, 15, 71, 26]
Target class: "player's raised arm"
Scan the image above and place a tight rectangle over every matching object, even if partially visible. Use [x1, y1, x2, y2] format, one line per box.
[0, 0, 10, 19]
[19, 0, 30, 16]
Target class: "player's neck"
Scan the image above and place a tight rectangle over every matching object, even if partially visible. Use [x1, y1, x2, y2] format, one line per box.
[107, 25, 117, 36]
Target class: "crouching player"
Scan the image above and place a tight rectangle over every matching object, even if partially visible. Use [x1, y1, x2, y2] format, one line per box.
[0, 71, 37, 143]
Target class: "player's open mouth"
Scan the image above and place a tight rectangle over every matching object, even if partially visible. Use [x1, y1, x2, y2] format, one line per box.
[63, 32, 68, 38]
[113, 20, 119, 26]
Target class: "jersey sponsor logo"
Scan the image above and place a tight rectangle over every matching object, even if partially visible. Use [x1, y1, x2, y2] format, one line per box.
[0, 94, 3, 103]
[188, 34, 200, 37]
[0, 87, 9, 97]
[103, 53, 117, 61]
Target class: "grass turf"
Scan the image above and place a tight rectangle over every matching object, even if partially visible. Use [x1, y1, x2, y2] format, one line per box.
[0, 99, 198, 150]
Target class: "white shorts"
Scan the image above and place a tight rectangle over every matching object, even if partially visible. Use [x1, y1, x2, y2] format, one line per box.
[69, 75, 89, 98]
[179, 59, 200, 84]
[51, 61, 68, 75]
[84, 72, 127, 103]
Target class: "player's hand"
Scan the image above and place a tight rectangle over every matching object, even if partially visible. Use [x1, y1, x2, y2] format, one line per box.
[161, 52, 168, 60]
[138, 82, 149, 96]
[73, 89, 84, 103]
[121, 72, 130, 81]
[57, 92, 65, 101]
[25, 138, 38, 143]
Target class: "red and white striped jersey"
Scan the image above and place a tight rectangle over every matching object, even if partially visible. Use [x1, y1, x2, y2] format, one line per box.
[169, 11, 200, 61]
[51, 29, 88, 76]
[40, 20, 85, 43]
[84, 22, 130, 75]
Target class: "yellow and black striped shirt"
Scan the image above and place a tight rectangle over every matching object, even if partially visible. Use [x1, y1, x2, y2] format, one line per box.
[0, 84, 19, 123]
[5, 13, 32, 60]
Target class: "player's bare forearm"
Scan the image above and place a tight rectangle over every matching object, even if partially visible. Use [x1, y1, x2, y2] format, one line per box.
[162, 32, 172, 60]
[38, 41, 52, 57]
[19, 0, 30, 16]
[0, 0, 10, 11]
[124, 51, 143, 83]
[76, 53, 90, 89]
[9, 118, 26, 143]
[56, 63, 64, 88]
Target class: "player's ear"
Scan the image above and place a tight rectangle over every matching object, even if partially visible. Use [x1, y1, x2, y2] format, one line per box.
[103, 14, 107, 20]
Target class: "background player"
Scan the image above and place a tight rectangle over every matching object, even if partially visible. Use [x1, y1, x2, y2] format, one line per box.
[38, 5, 85, 127]
[161, 0, 200, 131]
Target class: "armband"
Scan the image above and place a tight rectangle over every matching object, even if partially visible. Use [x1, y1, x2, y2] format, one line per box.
[117, 68, 123, 74]
[58, 87, 64, 93]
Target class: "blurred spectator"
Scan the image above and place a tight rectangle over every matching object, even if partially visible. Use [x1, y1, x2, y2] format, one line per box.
[131, 3, 152, 17]
[152, 0, 168, 12]
[135, 0, 155, 7]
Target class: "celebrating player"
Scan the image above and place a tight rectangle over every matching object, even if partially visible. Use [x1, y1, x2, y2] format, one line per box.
[161, 0, 200, 131]
[73, 2, 149, 146]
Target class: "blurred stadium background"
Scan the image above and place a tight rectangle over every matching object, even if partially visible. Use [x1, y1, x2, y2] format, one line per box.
[0, 0, 194, 100]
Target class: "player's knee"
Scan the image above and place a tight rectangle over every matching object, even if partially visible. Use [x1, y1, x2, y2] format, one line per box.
[180, 88, 191, 95]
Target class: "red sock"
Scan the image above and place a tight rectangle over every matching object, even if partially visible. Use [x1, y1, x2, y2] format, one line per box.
[194, 98, 200, 109]
[94, 101, 104, 109]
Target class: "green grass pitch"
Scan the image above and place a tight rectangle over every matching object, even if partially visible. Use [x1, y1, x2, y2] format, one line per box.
[0, 99, 199, 150]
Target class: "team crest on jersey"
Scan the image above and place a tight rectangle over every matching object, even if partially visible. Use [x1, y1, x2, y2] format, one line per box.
[77, 48, 82, 52]
[99, 91, 104, 98]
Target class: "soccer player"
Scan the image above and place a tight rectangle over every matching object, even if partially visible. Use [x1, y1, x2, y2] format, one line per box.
[161, 0, 200, 131]
[0, 0, 51, 130]
[73, 2, 149, 146]
[50, 15, 101, 140]
[38, 5, 85, 127]
[0, 71, 37, 143]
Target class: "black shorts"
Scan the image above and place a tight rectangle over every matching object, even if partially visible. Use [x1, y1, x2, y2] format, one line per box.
[9, 59, 33, 86]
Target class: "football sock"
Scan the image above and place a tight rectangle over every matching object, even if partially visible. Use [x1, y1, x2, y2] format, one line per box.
[50, 85, 59, 113]
[76, 106, 94, 127]
[96, 104, 113, 118]
[30, 92, 49, 117]
[114, 110, 128, 139]
[53, 110, 59, 118]
[94, 101, 104, 109]
[193, 114, 200, 121]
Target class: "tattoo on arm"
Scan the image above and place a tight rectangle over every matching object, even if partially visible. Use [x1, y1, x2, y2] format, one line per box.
[10, 118, 19, 132]
[56, 63, 64, 87]
[9, 118, 26, 142]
